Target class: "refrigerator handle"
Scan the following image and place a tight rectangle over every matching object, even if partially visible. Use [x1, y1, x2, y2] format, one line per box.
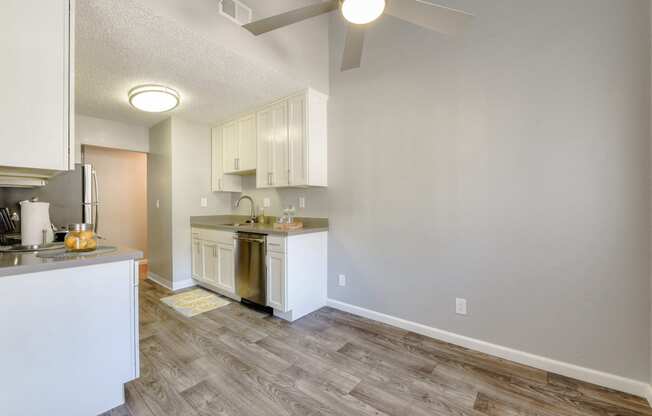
[92, 169, 100, 235]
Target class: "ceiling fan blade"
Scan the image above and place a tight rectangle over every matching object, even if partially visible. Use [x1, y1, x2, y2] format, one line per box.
[341, 24, 366, 71]
[385, 0, 474, 35]
[242, 0, 339, 35]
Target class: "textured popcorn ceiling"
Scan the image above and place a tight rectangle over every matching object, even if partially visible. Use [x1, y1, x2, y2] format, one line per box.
[75, 0, 329, 127]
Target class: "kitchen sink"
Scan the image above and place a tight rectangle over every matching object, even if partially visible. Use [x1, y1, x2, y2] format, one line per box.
[224, 223, 255, 227]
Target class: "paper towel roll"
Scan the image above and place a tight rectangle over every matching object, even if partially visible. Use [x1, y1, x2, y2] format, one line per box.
[20, 201, 52, 246]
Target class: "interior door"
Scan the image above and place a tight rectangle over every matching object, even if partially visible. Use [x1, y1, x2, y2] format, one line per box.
[237, 114, 256, 172]
[288, 94, 307, 186]
[221, 122, 238, 173]
[202, 240, 219, 285]
[217, 243, 235, 294]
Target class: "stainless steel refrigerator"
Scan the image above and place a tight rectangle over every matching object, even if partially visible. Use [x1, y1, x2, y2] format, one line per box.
[0, 163, 99, 233]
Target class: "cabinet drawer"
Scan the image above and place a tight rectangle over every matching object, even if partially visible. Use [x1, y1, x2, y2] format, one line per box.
[192, 227, 234, 245]
[267, 235, 286, 253]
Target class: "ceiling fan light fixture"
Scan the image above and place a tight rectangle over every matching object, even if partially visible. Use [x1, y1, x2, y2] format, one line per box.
[341, 0, 385, 25]
[128, 84, 180, 113]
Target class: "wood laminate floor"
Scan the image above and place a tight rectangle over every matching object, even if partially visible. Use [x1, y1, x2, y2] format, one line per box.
[102, 278, 652, 416]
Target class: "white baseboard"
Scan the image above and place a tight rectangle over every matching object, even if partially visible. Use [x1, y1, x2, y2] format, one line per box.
[173, 278, 196, 291]
[147, 272, 172, 290]
[326, 298, 650, 401]
[147, 273, 196, 291]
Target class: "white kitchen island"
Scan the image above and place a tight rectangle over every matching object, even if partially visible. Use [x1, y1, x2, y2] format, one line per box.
[0, 246, 141, 416]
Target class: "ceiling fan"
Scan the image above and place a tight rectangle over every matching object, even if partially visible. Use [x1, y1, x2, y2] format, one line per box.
[242, 0, 474, 71]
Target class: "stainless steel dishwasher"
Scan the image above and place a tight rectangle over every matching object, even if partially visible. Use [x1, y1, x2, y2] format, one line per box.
[234, 232, 267, 306]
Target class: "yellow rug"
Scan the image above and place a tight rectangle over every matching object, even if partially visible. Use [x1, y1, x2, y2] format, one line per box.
[160, 288, 231, 317]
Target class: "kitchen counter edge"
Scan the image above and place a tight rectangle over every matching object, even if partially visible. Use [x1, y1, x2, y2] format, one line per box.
[0, 246, 143, 278]
[190, 216, 329, 236]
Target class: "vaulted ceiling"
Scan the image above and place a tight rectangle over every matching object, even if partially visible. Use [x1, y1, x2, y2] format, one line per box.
[75, 0, 329, 127]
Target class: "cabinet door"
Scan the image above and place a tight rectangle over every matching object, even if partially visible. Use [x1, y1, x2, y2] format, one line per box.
[217, 243, 236, 294]
[191, 238, 203, 280]
[212, 126, 242, 192]
[222, 121, 238, 173]
[1, 0, 73, 171]
[272, 102, 289, 186]
[202, 241, 219, 286]
[288, 94, 308, 186]
[211, 128, 222, 192]
[256, 107, 274, 188]
[237, 114, 256, 172]
[257, 101, 288, 188]
[267, 251, 287, 311]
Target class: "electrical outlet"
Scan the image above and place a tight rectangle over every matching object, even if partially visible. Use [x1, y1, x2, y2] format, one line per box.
[299, 196, 306, 209]
[455, 298, 468, 315]
[338, 274, 346, 287]
[200, 197, 208, 208]
[263, 198, 271, 208]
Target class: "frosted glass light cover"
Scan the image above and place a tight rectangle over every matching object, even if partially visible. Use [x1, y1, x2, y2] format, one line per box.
[128, 85, 180, 112]
[341, 0, 385, 24]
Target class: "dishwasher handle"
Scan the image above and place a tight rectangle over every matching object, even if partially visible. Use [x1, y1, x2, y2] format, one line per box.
[234, 235, 266, 244]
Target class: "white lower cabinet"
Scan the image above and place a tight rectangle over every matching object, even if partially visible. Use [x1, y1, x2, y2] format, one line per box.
[191, 228, 237, 298]
[191, 237, 203, 279]
[191, 227, 327, 322]
[216, 242, 236, 293]
[266, 232, 328, 322]
[266, 250, 287, 311]
[202, 240, 219, 286]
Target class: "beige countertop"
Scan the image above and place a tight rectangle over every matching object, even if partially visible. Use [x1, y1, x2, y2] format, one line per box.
[190, 215, 329, 236]
[0, 244, 143, 278]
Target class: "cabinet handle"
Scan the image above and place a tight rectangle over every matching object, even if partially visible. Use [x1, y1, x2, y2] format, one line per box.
[218, 178, 221, 190]
[235, 158, 239, 170]
[288, 169, 291, 185]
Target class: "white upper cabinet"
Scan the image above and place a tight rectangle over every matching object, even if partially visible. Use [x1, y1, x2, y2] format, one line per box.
[212, 88, 327, 189]
[0, 0, 74, 174]
[258, 89, 328, 188]
[221, 121, 238, 174]
[212, 127, 242, 192]
[290, 89, 328, 187]
[222, 114, 256, 174]
[257, 101, 289, 188]
[237, 114, 257, 172]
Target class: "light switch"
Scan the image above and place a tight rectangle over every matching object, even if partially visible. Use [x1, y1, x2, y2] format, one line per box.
[200, 197, 208, 208]
[156, 200, 160, 209]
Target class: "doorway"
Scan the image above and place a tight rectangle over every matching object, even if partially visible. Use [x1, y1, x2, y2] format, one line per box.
[82, 145, 148, 263]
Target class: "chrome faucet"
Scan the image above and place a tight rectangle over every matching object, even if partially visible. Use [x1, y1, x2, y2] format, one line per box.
[236, 195, 256, 223]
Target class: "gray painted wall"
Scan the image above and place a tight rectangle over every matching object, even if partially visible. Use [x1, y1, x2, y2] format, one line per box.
[170, 118, 232, 284]
[327, 0, 651, 381]
[231, 176, 329, 218]
[147, 119, 173, 285]
[76, 115, 149, 161]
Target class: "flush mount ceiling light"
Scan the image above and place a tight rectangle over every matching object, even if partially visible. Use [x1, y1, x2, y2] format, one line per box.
[341, 0, 385, 24]
[128, 85, 180, 113]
